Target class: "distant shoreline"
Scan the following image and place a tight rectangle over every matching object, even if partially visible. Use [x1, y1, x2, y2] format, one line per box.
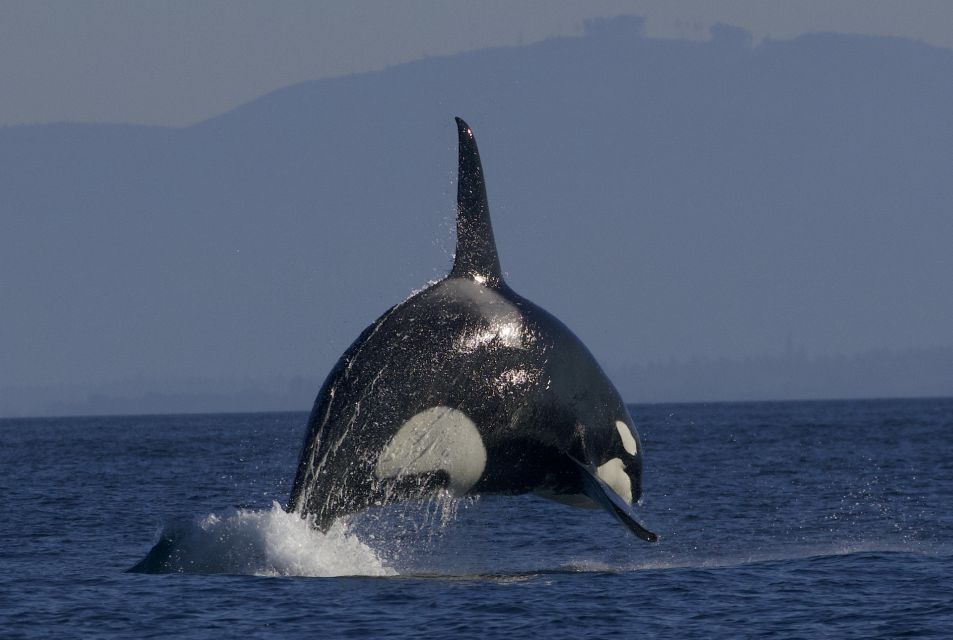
[2, 346, 950, 419]
[2, 395, 951, 423]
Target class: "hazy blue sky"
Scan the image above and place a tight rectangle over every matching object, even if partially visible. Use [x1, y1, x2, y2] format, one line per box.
[2, 0, 952, 127]
[2, 6, 952, 416]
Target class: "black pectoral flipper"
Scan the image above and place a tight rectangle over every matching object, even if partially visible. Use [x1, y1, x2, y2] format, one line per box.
[575, 459, 659, 543]
[450, 117, 504, 285]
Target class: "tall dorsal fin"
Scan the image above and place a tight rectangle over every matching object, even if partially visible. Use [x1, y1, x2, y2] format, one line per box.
[450, 117, 503, 285]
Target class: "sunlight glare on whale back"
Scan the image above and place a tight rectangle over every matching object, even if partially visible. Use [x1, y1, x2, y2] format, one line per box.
[441, 278, 527, 353]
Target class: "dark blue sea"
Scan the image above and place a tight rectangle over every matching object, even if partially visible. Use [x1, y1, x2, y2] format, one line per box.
[3, 398, 952, 638]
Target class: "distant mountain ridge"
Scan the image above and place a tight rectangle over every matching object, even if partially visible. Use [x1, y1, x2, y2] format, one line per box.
[3, 16, 952, 416]
[614, 346, 953, 404]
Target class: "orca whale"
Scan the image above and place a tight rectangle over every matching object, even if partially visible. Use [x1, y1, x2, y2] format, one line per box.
[288, 118, 657, 542]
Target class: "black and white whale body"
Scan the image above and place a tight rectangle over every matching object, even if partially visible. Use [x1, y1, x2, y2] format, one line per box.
[288, 118, 657, 542]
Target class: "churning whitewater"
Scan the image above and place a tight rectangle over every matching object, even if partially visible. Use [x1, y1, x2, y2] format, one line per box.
[130, 502, 394, 576]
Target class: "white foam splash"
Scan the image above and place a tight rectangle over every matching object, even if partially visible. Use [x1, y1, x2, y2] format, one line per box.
[133, 502, 395, 577]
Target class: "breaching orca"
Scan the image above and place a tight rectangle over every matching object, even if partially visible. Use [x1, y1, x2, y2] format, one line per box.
[288, 118, 657, 542]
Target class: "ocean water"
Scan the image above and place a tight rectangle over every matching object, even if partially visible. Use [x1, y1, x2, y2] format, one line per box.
[2, 398, 952, 638]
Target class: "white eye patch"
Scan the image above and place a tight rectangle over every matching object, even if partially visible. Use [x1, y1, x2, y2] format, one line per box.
[375, 406, 487, 496]
[615, 420, 638, 455]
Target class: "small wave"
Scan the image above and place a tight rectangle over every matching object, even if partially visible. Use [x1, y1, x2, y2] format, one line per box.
[129, 502, 395, 577]
[562, 540, 953, 574]
[678, 540, 951, 570]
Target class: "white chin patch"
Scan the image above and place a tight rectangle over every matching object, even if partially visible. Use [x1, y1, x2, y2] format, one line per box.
[596, 457, 633, 504]
[375, 406, 487, 496]
[615, 420, 638, 455]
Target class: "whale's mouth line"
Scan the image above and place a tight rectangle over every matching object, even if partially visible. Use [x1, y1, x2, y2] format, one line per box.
[572, 456, 658, 543]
